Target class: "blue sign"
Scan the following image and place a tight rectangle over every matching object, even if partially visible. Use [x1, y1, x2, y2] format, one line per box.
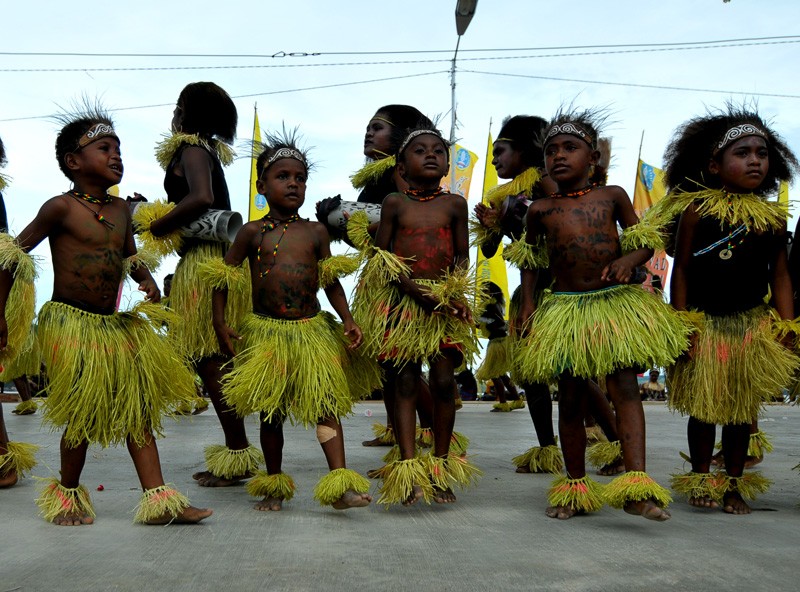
[640, 163, 656, 191]
[456, 148, 471, 170]
[255, 194, 267, 210]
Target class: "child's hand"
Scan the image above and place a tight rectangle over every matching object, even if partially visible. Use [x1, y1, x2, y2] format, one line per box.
[126, 192, 148, 203]
[474, 203, 499, 228]
[343, 319, 363, 350]
[213, 322, 241, 357]
[138, 279, 161, 302]
[448, 299, 472, 323]
[513, 303, 534, 337]
[601, 256, 637, 284]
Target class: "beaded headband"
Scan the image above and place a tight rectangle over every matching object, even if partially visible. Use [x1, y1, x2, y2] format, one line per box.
[398, 129, 447, 155]
[714, 123, 767, 154]
[77, 122, 118, 150]
[544, 122, 595, 149]
[266, 147, 308, 169]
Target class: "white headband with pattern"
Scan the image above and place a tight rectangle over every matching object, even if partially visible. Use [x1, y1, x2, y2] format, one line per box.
[715, 123, 766, 154]
[266, 147, 307, 168]
[77, 122, 118, 149]
[398, 129, 447, 155]
[544, 122, 595, 148]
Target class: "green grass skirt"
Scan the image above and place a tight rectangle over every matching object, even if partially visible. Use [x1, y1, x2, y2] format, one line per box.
[514, 284, 690, 383]
[38, 301, 198, 448]
[0, 233, 37, 367]
[0, 326, 40, 379]
[475, 336, 512, 382]
[221, 312, 382, 426]
[668, 306, 799, 424]
[171, 242, 251, 360]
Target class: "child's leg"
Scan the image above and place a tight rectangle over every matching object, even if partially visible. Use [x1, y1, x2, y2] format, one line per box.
[126, 432, 212, 524]
[524, 381, 556, 446]
[363, 362, 397, 446]
[0, 404, 14, 487]
[416, 377, 434, 432]
[720, 422, 752, 515]
[494, 375, 508, 404]
[50, 436, 92, 525]
[586, 381, 623, 475]
[499, 375, 519, 400]
[605, 369, 670, 521]
[428, 351, 458, 503]
[316, 416, 371, 509]
[394, 362, 421, 461]
[193, 355, 252, 486]
[254, 414, 285, 511]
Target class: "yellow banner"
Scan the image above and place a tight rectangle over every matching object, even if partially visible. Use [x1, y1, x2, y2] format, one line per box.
[443, 144, 479, 198]
[248, 107, 268, 221]
[475, 132, 510, 321]
[633, 159, 669, 292]
[779, 180, 789, 205]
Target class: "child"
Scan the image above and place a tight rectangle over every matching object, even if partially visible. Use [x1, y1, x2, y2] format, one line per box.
[474, 115, 620, 475]
[202, 133, 379, 511]
[657, 106, 799, 514]
[0, 134, 38, 487]
[514, 107, 689, 521]
[0, 107, 211, 524]
[136, 82, 257, 486]
[353, 125, 480, 506]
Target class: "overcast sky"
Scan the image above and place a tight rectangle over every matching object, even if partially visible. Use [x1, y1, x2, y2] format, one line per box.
[1, 0, 798, 314]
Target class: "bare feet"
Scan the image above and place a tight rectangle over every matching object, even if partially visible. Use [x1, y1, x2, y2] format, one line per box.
[433, 487, 456, 504]
[361, 437, 392, 447]
[624, 499, 671, 521]
[688, 495, 719, 509]
[192, 471, 250, 487]
[711, 451, 763, 469]
[145, 505, 212, 525]
[53, 512, 95, 526]
[402, 485, 424, 506]
[0, 469, 18, 488]
[332, 489, 372, 510]
[254, 496, 284, 511]
[515, 465, 532, 474]
[545, 505, 583, 520]
[723, 491, 751, 515]
[596, 459, 625, 476]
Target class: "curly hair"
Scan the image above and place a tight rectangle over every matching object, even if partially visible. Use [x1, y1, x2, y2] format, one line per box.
[496, 115, 548, 169]
[0, 135, 6, 167]
[177, 82, 237, 144]
[663, 104, 798, 195]
[53, 104, 115, 180]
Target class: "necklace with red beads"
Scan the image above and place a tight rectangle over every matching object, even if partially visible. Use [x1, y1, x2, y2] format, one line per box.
[405, 186, 445, 202]
[68, 190, 115, 229]
[550, 183, 596, 199]
[257, 214, 300, 277]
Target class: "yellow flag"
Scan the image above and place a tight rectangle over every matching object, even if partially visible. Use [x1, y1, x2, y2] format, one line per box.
[475, 132, 510, 321]
[779, 180, 789, 205]
[443, 144, 479, 198]
[248, 106, 268, 221]
[633, 159, 669, 292]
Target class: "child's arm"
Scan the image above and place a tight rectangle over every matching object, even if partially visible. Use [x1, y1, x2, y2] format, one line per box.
[514, 205, 542, 334]
[209, 224, 256, 357]
[601, 188, 654, 283]
[122, 206, 160, 302]
[768, 223, 794, 321]
[149, 147, 215, 237]
[0, 197, 66, 347]
[317, 225, 362, 349]
[669, 204, 699, 311]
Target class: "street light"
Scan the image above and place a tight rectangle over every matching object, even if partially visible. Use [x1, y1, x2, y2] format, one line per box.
[449, 0, 478, 147]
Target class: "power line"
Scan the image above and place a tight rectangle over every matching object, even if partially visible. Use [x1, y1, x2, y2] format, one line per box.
[0, 35, 796, 59]
[0, 70, 449, 122]
[462, 69, 800, 100]
[1, 38, 798, 73]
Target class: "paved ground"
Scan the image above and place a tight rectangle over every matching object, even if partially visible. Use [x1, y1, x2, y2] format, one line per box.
[1, 401, 799, 592]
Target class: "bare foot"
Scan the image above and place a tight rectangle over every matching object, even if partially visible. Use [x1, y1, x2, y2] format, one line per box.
[545, 505, 583, 520]
[254, 496, 283, 511]
[688, 496, 719, 509]
[723, 491, 751, 515]
[361, 437, 392, 447]
[145, 505, 212, 525]
[402, 485, 424, 506]
[624, 499, 671, 521]
[53, 512, 95, 526]
[332, 489, 372, 510]
[192, 471, 249, 487]
[0, 470, 18, 488]
[596, 459, 625, 476]
[433, 487, 456, 504]
[192, 402, 209, 415]
[744, 455, 763, 469]
[515, 465, 532, 474]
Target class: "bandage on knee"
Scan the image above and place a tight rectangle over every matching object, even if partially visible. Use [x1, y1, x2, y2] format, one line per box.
[316, 425, 337, 444]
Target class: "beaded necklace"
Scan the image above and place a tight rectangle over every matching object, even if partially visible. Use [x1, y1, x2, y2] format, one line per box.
[693, 193, 751, 260]
[68, 190, 115, 229]
[550, 183, 596, 199]
[405, 186, 445, 202]
[257, 214, 300, 277]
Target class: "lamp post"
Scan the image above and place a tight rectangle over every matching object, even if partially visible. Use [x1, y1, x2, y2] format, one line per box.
[449, 0, 478, 192]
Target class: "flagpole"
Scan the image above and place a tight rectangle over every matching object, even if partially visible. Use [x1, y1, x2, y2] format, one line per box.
[637, 129, 644, 163]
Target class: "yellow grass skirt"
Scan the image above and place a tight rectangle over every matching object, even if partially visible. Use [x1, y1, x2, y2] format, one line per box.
[222, 311, 382, 426]
[171, 242, 251, 360]
[0, 233, 37, 366]
[668, 306, 799, 424]
[514, 284, 690, 383]
[0, 326, 40, 380]
[475, 336, 512, 382]
[38, 301, 198, 448]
